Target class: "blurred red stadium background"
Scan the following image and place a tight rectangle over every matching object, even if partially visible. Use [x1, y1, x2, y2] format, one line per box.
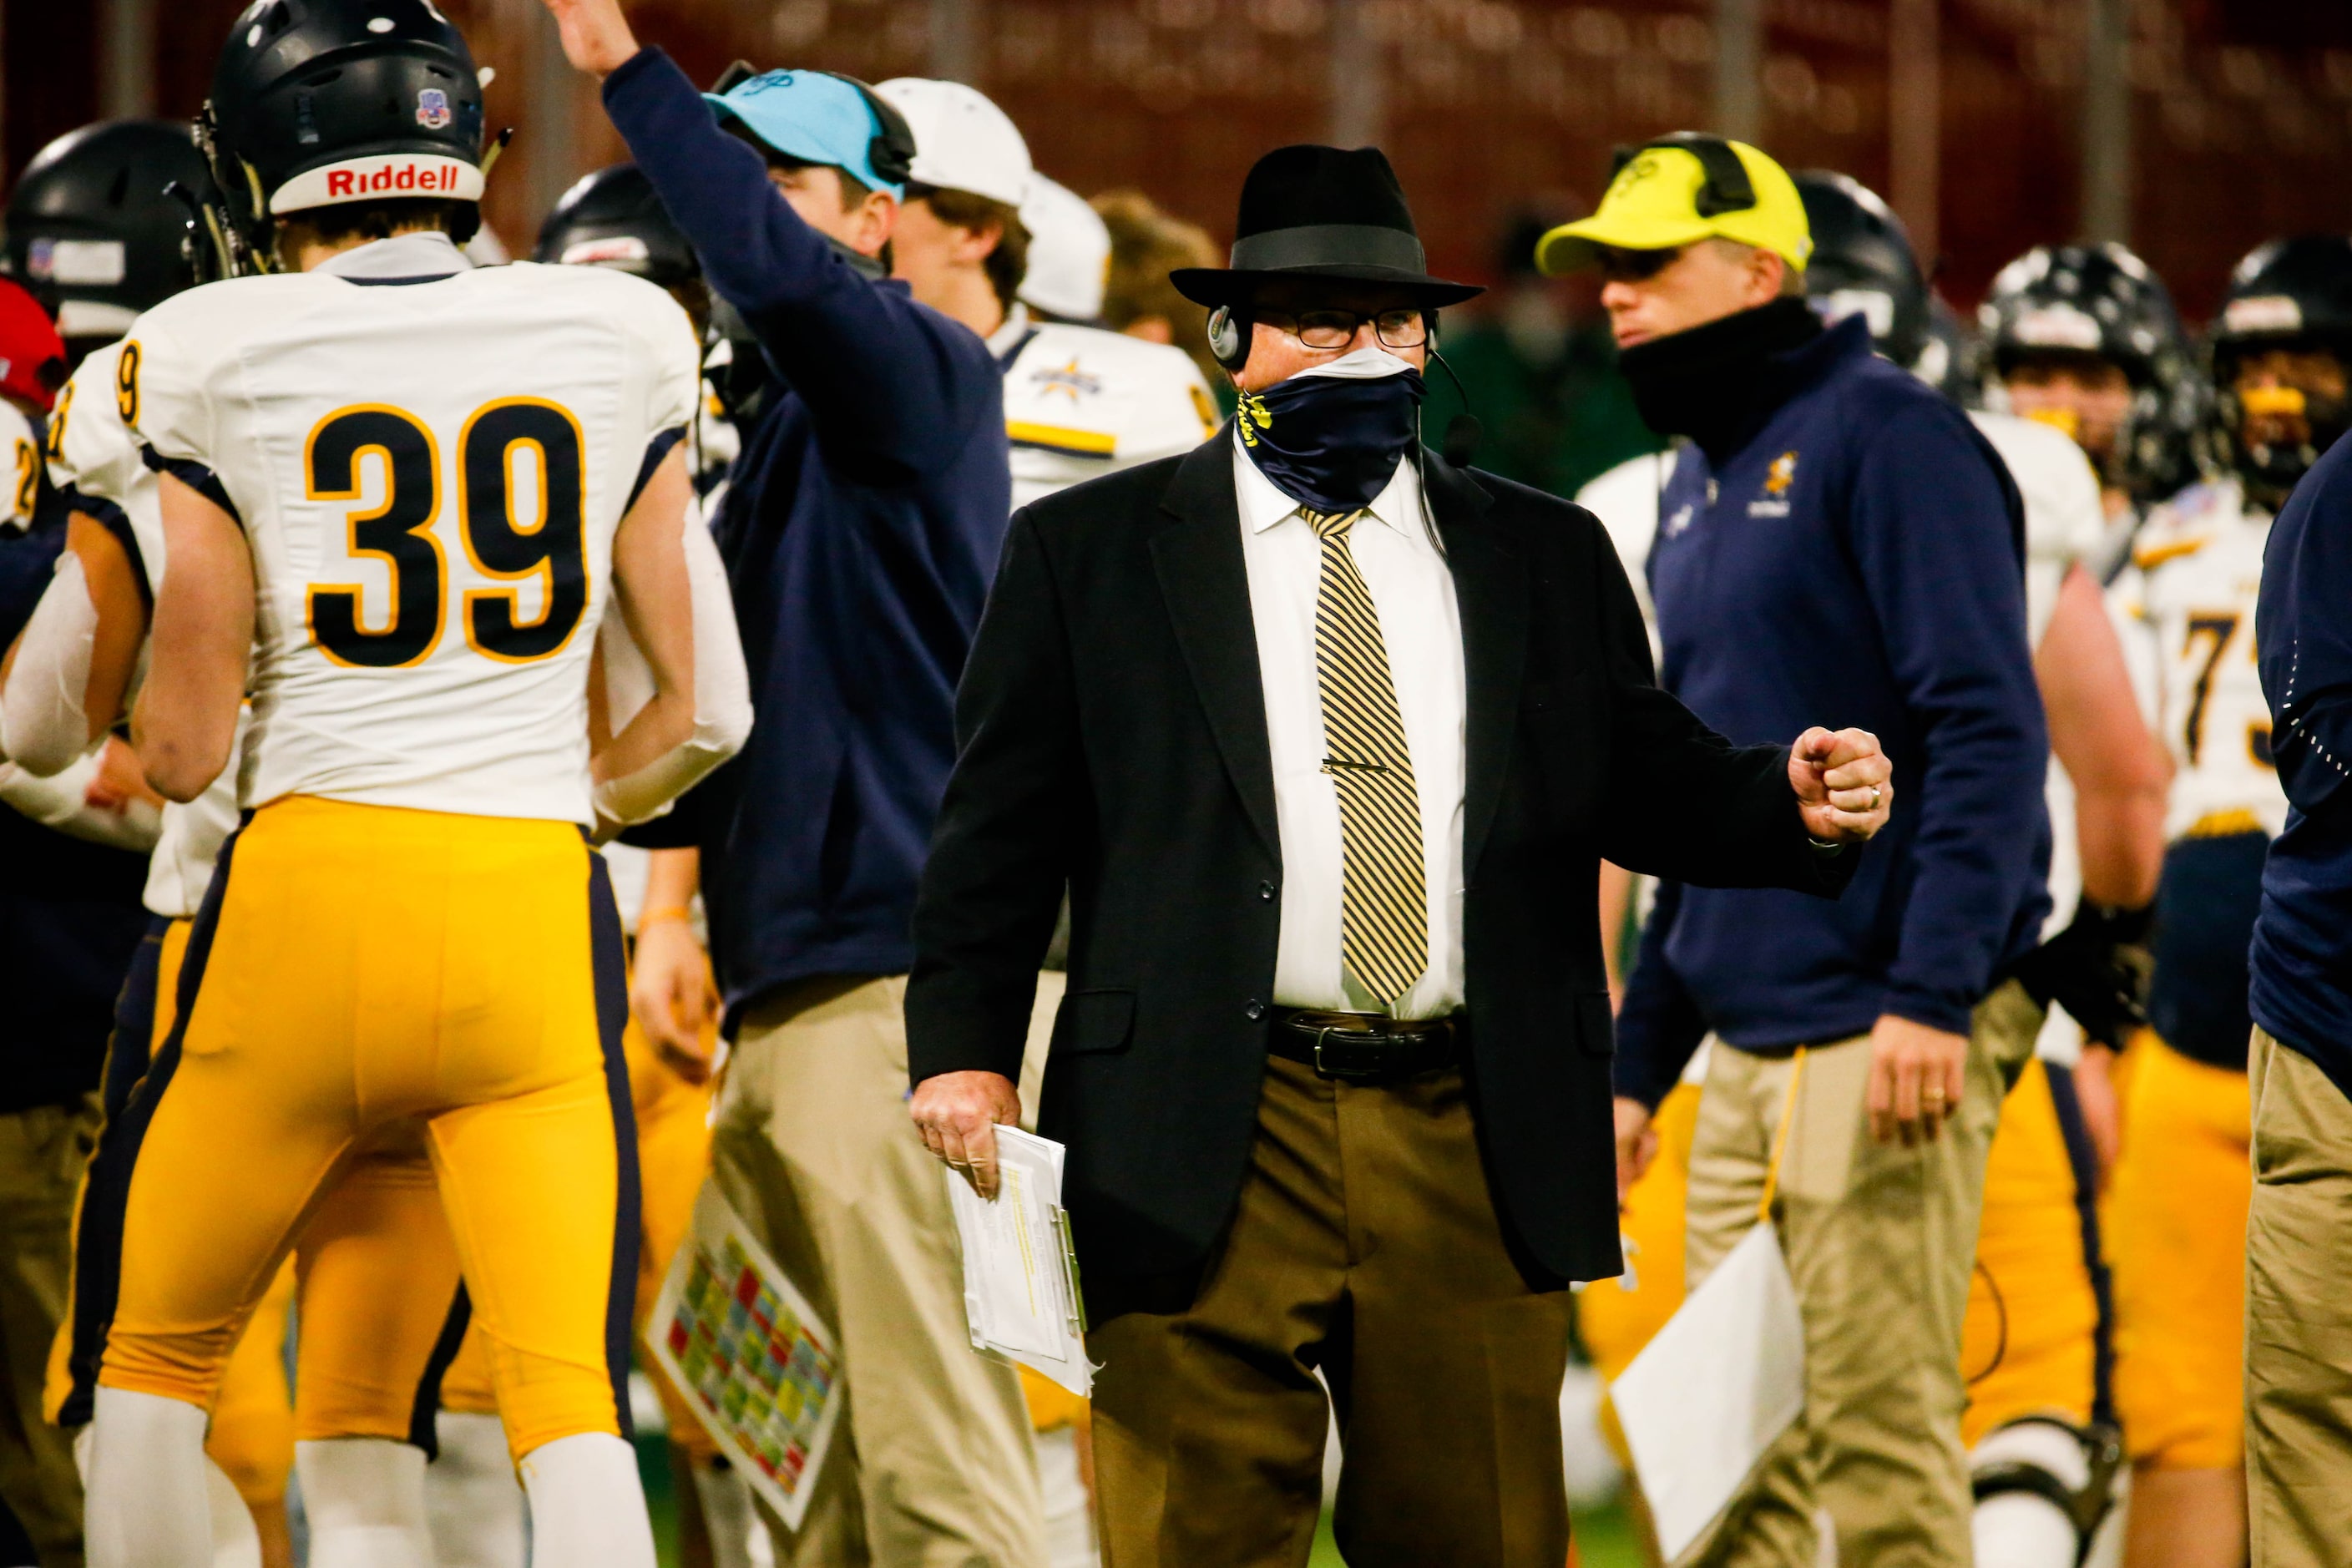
[13, 0, 2352, 318]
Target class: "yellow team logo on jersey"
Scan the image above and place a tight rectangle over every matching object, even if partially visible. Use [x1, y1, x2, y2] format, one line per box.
[1764, 450, 1798, 495]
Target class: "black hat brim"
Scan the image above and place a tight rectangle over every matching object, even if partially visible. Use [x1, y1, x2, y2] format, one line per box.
[1170, 263, 1485, 309]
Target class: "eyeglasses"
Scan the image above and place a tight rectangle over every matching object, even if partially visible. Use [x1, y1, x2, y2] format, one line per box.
[1261, 307, 1428, 351]
[1593, 245, 1685, 283]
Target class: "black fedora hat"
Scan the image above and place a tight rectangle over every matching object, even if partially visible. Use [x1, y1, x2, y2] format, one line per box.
[1170, 144, 1483, 308]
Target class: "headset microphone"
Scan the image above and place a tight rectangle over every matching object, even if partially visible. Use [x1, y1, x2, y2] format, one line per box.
[1427, 341, 1482, 468]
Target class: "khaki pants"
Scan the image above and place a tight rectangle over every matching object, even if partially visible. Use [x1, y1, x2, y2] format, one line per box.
[712, 975, 1046, 1568]
[1088, 1055, 1576, 1568]
[2244, 1026, 2352, 1568]
[1682, 982, 2041, 1567]
[0, 1098, 99, 1568]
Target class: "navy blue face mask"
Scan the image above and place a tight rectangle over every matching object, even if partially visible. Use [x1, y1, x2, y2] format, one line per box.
[1235, 348, 1427, 514]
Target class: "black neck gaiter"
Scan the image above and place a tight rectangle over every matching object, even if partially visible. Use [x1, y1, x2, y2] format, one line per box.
[1616, 297, 1824, 465]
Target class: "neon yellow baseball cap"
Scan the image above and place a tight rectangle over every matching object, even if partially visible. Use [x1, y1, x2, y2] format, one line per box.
[1536, 134, 1812, 276]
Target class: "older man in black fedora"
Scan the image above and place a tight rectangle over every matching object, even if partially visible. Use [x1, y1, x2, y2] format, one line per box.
[904, 144, 1895, 1566]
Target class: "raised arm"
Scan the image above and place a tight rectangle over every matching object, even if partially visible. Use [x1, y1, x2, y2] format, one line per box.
[543, 0, 998, 478]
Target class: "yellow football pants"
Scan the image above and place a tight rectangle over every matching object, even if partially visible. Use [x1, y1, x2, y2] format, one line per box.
[48, 918, 301, 1520]
[438, 1000, 716, 1463]
[1960, 1056, 2105, 1445]
[2109, 1032, 2249, 1469]
[99, 797, 635, 1463]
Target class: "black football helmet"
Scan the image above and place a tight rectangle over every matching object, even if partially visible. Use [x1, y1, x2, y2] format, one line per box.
[1793, 170, 1931, 372]
[2207, 235, 2352, 510]
[1978, 244, 2201, 501]
[3, 120, 218, 352]
[535, 165, 699, 291]
[202, 0, 488, 271]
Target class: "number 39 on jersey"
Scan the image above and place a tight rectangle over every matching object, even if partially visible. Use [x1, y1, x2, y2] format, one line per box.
[303, 398, 589, 670]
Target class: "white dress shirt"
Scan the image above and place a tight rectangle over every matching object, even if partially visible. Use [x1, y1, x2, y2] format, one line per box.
[1234, 438, 1468, 1019]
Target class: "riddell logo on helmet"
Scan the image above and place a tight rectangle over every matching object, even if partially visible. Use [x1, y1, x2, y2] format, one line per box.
[324, 162, 465, 199]
[272, 154, 485, 215]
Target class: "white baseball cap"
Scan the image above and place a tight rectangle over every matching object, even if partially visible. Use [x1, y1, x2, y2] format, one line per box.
[1018, 175, 1110, 321]
[873, 78, 1032, 209]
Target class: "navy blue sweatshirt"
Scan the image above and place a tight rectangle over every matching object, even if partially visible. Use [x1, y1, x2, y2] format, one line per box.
[1615, 317, 2050, 1107]
[603, 50, 1012, 1029]
[2253, 432, 2352, 1099]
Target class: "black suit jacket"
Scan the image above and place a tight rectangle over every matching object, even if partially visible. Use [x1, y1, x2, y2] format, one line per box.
[907, 436, 1853, 1293]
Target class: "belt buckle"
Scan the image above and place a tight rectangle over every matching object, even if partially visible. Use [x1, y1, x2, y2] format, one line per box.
[1310, 1024, 1385, 1083]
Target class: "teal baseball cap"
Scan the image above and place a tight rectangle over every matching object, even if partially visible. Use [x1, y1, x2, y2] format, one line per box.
[703, 69, 913, 199]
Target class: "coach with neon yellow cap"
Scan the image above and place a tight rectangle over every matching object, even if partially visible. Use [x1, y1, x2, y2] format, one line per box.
[1562, 135, 2053, 1567]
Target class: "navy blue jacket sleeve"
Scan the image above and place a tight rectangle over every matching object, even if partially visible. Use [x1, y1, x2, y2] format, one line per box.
[599, 48, 997, 481]
[2260, 442, 2352, 818]
[1848, 401, 2050, 1034]
[1611, 879, 1710, 1109]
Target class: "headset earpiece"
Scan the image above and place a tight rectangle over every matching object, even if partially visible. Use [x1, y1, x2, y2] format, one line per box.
[1609, 132, 1758, 218]
[1207, 303, 1252, 374]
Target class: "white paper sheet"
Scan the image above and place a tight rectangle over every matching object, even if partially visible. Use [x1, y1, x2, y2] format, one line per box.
[1611, 1222, 1807, 1561]
[946, 1125, 1094, 1396]
[646, 1186, 846, 1532]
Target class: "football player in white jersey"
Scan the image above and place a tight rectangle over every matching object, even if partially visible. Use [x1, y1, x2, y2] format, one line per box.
[1978, 242, 2204, 571]
[999, 172, 1219, 513]
[0, 117, 303, 1568]
[73, 5, 746, 1567]
[1574, 174, 2167, 1568]
[2099, 235, 2352, 1568]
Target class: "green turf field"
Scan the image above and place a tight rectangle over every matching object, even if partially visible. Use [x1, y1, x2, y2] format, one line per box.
[644, 1429, 1646, 1567]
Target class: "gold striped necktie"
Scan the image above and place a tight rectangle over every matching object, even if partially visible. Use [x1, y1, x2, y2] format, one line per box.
[1304, 508, 1428, 1006]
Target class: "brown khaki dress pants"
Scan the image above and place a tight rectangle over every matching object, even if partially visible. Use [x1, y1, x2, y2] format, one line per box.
[2245, 1026, 2352, 1568]
[1087, 1055, 1575, 1568]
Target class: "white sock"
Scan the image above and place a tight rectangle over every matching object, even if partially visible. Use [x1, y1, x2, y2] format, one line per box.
[425, 1412, 527, 1568]
[1970, 1421, 2088, 1568]
[86, 1386, 213, 1568]
[518, 1432, 655, 1568]
[296, 1438, 432, 1568]
[691, 1459, 756, 1568]
[1974, 1492, 2080, 1567]
[205, 1458, 264, 1568]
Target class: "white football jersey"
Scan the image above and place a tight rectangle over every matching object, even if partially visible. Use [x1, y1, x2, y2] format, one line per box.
[1969, 410, 2107, 646]
[1574, 449, 1677, 670]
[48, 339, 166, 595]
[46, 337, 235, 917]
[995, 311, 1218, 511]
[129, 243, 700, 823]
[2114, 475, 2286, 842]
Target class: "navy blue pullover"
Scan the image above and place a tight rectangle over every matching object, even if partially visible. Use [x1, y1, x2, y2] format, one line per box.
[1615, 317, 2050, 1107]
[2253, 432, 2352, 1100]
[602, 50, 1012, 1030]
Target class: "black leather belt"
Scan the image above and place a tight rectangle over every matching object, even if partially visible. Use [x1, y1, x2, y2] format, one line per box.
[1267, 1008, 1464, 1083]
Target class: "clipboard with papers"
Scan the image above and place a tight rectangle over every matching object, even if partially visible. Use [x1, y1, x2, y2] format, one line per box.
[944, 1125, 1094, 1397]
